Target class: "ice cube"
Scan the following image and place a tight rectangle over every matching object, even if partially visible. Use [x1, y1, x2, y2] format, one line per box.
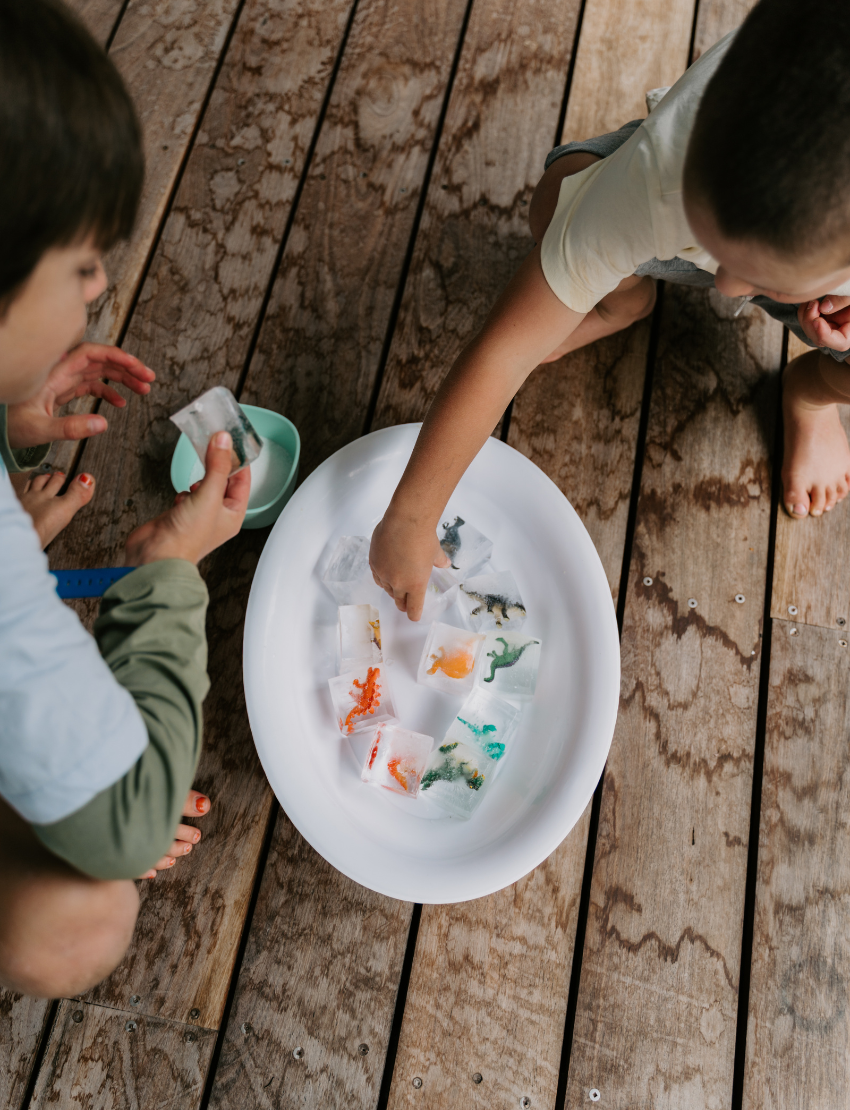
[420, 567, 459, 624]
[322, 536, 378, 605]
[329, 662, 396, 736]
[360, 722, 433, 798]
[170, 386, 261, 474]
[457, 571, 527, 632]
[477, 631, 541, 701]
[419, 740, 495, 819]
[417, 621, 485, 697]
[338, 604, 382, 674]
[444, 687, 521, 763]
[437, 516, 493, 579]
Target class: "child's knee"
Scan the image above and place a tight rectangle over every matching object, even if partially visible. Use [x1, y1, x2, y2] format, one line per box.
[598, 275, 656, 325]
[0, 872, 138, 998]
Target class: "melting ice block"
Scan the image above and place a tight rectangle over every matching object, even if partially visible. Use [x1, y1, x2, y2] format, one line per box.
[477, 630, 541, 701]
[360, 722, 433, 798]
[457, 571, 527, 632]
[445, 687, 520, 763]
[322, 536, 376, 605]
[338, 604, 382, 674]
[420, 567, 459, 624]
[170, 385, 261, 474]
[417, 621, 484, 697]
[329, 662, 395, 736]
[438, 516, 493, 579]
[419, 740, 495, 819]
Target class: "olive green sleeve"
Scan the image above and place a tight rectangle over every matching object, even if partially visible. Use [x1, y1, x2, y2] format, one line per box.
[32, 560, 210, 880]
[0, 404, 51, 473]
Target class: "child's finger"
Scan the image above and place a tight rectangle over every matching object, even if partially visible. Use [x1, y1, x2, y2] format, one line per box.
[195, 432, 233, 504]
[406, 590, 425, 622]
[183, 789, 211, 817]
[50, 413, 108, 441]
[223, 464, 251, 512]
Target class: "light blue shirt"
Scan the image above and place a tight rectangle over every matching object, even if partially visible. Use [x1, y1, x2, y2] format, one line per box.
[0, 464, 147, 823]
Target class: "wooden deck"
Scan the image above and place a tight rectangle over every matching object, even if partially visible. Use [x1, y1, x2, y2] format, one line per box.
[3, 0, 848, 1106]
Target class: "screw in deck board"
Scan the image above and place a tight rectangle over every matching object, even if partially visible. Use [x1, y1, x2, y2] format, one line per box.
[472, 1073, 483, 1084]
[412, 1077, 423, 1089]
[125, 1021, 137, 1033]
[838, 617, 847, 626]
[589, 1090, 601, 1103]
[735, 594, 745, 604]
[241, 1023, 252, 1035]
[788, 605, 798, 616]
[520, 1098, 531, 1108]
[184, 1031, 197, 1043]
[688, 598, 697, 609]
[71, 1010, 83, 1024]
[130, 995, 140, 1006]
[790, 627, 799, 636]
[189, 1008, 200, 1020]
[840, 639, 847, 648]
[358, 1043, 369, 1056]
[293, 1047, 305, 1060]
[643, 577, 653, 586]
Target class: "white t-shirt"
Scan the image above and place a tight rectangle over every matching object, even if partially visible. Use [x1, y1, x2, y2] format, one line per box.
[541, 31, 850, 312]
[0, 463, 147, 823]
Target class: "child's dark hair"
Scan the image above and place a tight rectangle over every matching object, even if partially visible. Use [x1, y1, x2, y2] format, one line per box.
[684, 0, 850, 263]
[0, 0, 144, 307]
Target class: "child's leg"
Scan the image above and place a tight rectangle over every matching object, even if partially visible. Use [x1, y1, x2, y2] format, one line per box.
[529, 153, 657, 361]
[782, 349, 850, 517]
[0, 798, 138, 997]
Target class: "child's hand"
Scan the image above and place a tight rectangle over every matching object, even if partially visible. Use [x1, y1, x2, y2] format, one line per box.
[6, 342, 155, 449]
[370, 513, 450, 622]
[798, 297, 850, 352]
[137, 789, 211, 878]
[125, 432, 250, 566]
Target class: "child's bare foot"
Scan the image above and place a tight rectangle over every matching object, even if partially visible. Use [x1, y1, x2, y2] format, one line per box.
[137, 789, 211, 879]
[13, 469, 95, 547]
[782, 359, 850, 517]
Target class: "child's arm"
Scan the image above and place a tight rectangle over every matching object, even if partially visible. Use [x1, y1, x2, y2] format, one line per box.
[370, 245, 584, 620]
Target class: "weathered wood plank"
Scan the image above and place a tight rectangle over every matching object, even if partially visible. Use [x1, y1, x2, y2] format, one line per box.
[560, 0, 694, 144]
[743, 620, 850, 1110]
[42, 0, 358, 1035]
[387, 830, 588, 1110]
[0, 993, 51, 1110]
[770, 334, 850, 631]
[29, 1000, 215, 1110]
[207, 813, 411, 1110]
[65, 0, 126, 45]
[563, 286, 782, 1108]
[48, 0, 244, 474]
[371, 0, 581, 435]
[241, 0, 470, 477]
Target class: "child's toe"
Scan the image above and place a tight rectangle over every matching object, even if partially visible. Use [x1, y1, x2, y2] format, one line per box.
[783, 482, 810, 518]
[809, 485, 827, 516]
[45, 470, 66, 494]
[28, 472, 52, 492]
[67, 472, 95, 506]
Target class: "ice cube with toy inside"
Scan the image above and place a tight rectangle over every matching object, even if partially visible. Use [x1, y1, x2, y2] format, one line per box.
[438, 516, 493, 578]
[360, 722, 433, 798]
[170, 385, 261, 475]
[419, 739, 495, 819]
[417, 621, 485, 697]
[478, 631, 541, 701]
[420, 567, 460, 624]
[444, 687, 520, 763]
[338, 604, 382, 674]
[322, 536, 376, 605]
[329, 662, 396, 736]
[457, 570, 527, 632]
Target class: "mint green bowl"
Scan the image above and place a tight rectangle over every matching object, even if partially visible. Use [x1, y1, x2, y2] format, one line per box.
[170, 403, 300, 530]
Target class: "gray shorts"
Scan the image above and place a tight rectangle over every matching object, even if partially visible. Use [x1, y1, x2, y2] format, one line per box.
[545, 120, 848, 362]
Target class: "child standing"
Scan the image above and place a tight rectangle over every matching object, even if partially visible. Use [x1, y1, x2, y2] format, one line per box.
[0, 0, 249, 997]
[370, 0, 850, 618]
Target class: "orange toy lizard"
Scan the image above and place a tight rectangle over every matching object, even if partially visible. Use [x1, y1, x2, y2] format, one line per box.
[387, 757, 409, 791]
[342, 666, 382, 734]
[427, 645, 474, 680]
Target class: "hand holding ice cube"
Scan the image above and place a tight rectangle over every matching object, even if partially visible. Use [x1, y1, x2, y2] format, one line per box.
[369, 512, 451, 621]
[125, 431, 250, 566]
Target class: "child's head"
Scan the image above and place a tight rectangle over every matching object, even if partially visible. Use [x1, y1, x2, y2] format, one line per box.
[683, 0, 850, 303]
[0, 0, 143, 402]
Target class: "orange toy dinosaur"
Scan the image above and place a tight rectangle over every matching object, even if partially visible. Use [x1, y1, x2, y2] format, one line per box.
[342, 666, 382, 734]
[427, 645, 474, 680]
[387, 757, 408, 791]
